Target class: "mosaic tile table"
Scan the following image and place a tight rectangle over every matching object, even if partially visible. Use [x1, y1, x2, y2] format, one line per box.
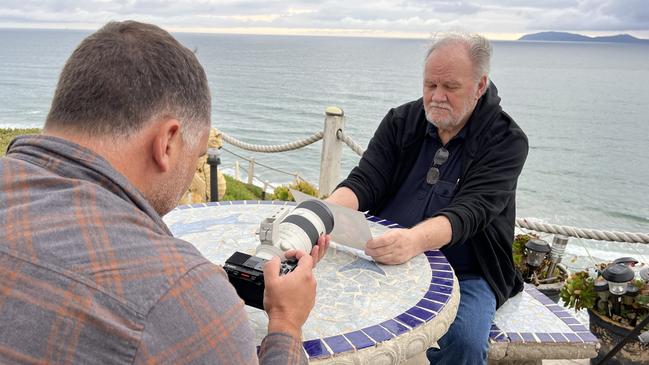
[487, 284, 599, 363]
[164, 200, 460, 364]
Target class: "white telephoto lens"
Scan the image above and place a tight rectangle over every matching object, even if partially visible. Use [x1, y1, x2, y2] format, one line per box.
[256, 200, 334, 259]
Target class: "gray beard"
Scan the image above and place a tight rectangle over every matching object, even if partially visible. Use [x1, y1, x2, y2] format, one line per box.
[425, 110, 462, 131]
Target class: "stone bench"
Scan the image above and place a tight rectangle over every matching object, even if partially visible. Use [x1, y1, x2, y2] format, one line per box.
[487, 284, 599, 365]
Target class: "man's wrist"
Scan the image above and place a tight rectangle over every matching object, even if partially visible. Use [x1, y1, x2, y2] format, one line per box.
[268, 318, 302, 340]
[412, 216, 452, 252]
[411, 224, 432, 253]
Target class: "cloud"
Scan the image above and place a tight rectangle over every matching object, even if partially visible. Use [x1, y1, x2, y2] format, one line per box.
[523, 0, 649, 31]
[0, 0, 647, 38]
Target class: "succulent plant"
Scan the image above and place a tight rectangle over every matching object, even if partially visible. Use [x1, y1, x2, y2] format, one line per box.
[560, 271, 596, 311]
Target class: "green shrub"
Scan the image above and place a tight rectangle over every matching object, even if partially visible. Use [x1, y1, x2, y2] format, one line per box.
[222, 175, 265, 201]
[0, 128, 41, 156]
[273, 185, 292, 201]
[272, 179, 319, 201]
[512, 233, 539, 267]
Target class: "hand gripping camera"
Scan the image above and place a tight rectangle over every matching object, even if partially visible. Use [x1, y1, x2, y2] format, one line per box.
[224, 200, 334, 309]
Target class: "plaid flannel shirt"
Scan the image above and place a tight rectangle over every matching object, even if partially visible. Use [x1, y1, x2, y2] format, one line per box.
[0, 135, 306, 365]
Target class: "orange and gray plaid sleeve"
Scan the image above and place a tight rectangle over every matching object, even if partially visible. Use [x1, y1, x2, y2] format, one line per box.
[133, 263, 307, 365]
[259, 333, 307, 365]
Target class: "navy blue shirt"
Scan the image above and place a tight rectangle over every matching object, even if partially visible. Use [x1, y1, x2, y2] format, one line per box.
[378, 122, 480, 276]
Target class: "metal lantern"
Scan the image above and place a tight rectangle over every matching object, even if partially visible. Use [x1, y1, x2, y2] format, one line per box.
[626, 284, 640, 295]
[612, 257, 639, 267]
[206, 147, 221, 202]
[594, 278, 609, 296]
[640, 268, 649, 283]
[546, 235, 569, 278]
[624, 284, 640, 306]
[594, 277, 610, 312]
[602, 263, 635, 295]
[524, 239, 551, 268]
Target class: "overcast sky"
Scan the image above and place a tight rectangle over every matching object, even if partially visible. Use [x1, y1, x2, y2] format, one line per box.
[1, 0, 647, 40]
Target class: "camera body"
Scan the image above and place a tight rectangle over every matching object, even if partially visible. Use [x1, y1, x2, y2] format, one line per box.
[225, 200, 334, 309]
[224, 251, 297, 309]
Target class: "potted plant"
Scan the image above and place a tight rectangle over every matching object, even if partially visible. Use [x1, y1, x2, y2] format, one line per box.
[513, 233, 569, 302]
[560, 261, 649, 365]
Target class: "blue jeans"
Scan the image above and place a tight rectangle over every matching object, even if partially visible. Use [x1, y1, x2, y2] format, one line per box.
[426, 276, 496, 365]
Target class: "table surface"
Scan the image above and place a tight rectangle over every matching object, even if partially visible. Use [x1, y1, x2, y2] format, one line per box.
[488, 284, 600, 360]
[164, 200, 460, 363]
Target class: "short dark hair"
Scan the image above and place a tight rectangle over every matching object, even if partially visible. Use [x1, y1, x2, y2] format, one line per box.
[45, 21, 210, 144]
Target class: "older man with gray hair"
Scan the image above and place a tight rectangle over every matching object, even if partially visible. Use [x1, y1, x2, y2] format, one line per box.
[327, 32, 529, 364]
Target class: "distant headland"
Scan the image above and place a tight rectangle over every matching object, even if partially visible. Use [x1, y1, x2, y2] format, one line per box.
[519, 31, 649, 44]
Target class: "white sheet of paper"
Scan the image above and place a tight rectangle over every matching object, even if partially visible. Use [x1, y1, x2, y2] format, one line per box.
[290, 189, 372, 250]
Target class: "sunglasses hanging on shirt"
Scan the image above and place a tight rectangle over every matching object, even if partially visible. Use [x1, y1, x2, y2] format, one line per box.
[426, 147, 449, 185]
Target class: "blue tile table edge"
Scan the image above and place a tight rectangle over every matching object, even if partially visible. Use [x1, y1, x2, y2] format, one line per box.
[489, 284, 599, 346]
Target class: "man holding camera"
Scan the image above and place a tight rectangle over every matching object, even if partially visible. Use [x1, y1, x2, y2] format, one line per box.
[0, 21, 325, 365]
[327, 33, 528, 364]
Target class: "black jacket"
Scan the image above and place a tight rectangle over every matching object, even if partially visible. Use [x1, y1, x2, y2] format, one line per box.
[338, 82, 528, 308]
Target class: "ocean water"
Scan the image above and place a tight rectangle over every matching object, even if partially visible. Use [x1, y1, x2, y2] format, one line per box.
[1, 28, 648, 267]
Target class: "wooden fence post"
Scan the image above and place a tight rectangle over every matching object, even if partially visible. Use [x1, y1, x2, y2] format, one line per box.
[234, 161, 241, 181]
[247, 157, 255, 185]
[319, 106, 345, 197]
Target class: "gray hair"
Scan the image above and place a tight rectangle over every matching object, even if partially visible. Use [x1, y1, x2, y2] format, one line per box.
[425, 32, 492, 81]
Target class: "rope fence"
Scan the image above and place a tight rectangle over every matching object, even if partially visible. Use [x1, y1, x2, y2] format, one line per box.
[221, 131, 323, 153]
[337, 130, 365, 157]
[221, 146, 298, 178]
[516, 218, 649, 244]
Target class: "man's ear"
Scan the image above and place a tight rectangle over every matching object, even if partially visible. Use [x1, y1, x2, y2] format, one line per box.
[151, 118, 182, 173]
[476, 75, 488, 99]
